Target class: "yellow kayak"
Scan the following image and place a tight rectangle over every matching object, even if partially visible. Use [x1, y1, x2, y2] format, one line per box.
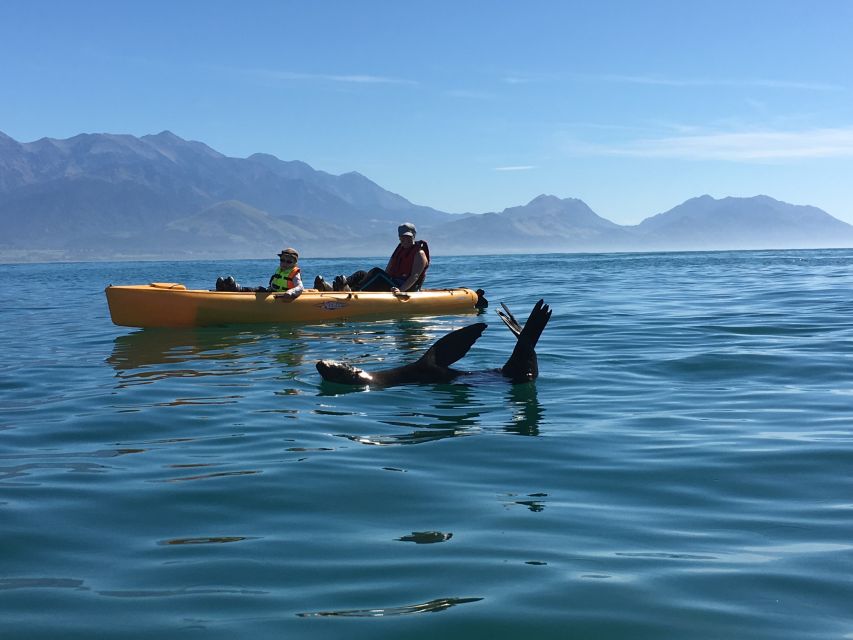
[105, 282, 484, 328]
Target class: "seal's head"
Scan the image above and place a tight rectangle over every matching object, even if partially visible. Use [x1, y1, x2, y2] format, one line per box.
[316, 360, 373, 385]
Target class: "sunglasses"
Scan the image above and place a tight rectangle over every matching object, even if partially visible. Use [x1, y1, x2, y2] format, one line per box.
[279, 256, 296, 263]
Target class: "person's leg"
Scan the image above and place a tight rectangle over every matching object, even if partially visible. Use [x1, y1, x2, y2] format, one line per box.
[330, 270, 367, 291]
[357, 268, 397, 291]
[217, 276, 240, 291]
[346, 270, 368, 289]
[314, 275, 333, 291]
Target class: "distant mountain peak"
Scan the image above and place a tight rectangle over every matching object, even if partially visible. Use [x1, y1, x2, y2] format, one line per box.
[512, 194, 592, 215]
[244, 154, 322, 185]
[529, 194, 563, 205]
[747, 194, 778, 204]
[0, 131, 18, 150]
[525, 194, 592, 209]
[690, 194, 781, 206]
[151, 130, 181, 139]
[140, 131, 223, 160]
[636, 192, 853, 250]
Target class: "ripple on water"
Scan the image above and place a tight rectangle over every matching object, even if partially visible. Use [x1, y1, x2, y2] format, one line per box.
[296, 596, 484, 617]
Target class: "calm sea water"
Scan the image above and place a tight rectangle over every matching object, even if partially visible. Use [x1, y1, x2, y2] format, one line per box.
[1, 250, 852, 639]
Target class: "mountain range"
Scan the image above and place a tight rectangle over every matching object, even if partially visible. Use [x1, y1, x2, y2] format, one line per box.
[2, 130, 852, 262]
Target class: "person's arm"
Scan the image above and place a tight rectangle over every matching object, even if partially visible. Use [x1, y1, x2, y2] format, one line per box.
[396, 250, 428, 292]
[288, 272, 304, 298]
[280, 272, 304, 301]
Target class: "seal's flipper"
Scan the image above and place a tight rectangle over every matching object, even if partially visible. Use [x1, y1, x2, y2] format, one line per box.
[497, 302, 523, 338]
[315, 323, 485, 388]
[418, 322, 487, 368]
[518, 299, 551, 351]
[501, 300, 552, 382]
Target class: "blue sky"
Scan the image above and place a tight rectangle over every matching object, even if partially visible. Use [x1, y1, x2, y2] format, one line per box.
[2, 0, 852, 224]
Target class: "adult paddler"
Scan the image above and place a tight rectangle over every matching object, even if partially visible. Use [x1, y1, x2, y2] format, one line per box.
[316, 222, 430, 293]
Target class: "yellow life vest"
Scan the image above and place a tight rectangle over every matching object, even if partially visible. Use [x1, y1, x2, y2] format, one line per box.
[269, 266, 300, 292]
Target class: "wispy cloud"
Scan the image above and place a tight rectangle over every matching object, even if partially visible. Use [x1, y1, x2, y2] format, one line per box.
[501, 72, 558, 85]
[493, 165, 536, 171]
[583, 73, 843, 92]
[447, 89, 496, 100]
[596, 127, 853, 161]
[502, 76, 535, 85]
[240, 67, 418, 86]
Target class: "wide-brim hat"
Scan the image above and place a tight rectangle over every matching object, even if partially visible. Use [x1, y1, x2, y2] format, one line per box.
[278, 247, 299, 259]
[397, 222, 416, 237]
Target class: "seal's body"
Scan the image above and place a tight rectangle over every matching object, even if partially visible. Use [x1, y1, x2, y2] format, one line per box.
[316, 300, 552, 387]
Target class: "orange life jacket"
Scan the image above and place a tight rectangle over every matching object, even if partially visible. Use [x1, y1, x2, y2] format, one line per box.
[388, 240, 429, 289]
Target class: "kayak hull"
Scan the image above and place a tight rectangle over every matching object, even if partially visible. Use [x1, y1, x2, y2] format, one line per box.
[105, 283, 481, 328]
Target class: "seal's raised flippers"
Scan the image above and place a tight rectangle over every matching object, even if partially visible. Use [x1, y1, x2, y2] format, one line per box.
[418, 322, 487, 368]
[316, 300, 551, 388]
[500, 299, 552, 383]
[496, 302, 523, 337]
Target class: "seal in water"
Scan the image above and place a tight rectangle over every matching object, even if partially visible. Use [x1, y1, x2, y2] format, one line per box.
[316, 299, 552, 387]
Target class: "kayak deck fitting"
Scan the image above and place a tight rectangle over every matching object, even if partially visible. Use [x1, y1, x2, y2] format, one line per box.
[105, 283, 483, 328]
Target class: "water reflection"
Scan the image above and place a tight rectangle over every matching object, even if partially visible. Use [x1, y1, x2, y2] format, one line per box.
[158, 536, 257, 545]
[108, 328, 241, 370]
[396, 531, 453, 544]
[297, 596, 483, 617]
[107, 325, 310, 385]
[338, 429, 467, 446]
[330, 379, 545, 445]
[388, 318, 446, 354]
[0, 578, 86, 591]
[504, 383, 544, 436]
[317, 380, 364, 397]
[504, 492, 549, 512]
[160, 468, 261, 483]
[335, 384, 485, 446]
[380, 383, 482, 430]
[1, 462, 109, 486]
[315, 316, 469, 374]
[99, 587, 267, 598]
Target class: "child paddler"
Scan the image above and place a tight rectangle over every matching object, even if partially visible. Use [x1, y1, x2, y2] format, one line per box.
[215, 247, 304, 301]
[267, 247, 304, 301]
